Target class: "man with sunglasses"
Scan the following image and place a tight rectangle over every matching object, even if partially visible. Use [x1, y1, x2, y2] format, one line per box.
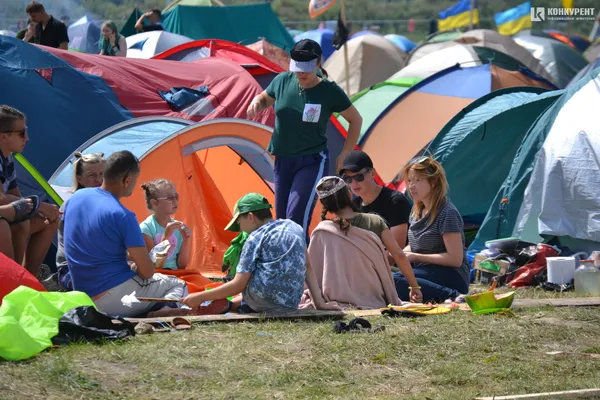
[0, 105, 60, 276]
[340, 150, 412, 248]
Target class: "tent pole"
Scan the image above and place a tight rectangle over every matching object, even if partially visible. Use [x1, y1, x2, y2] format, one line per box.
[340, 0, 351, 95]
[589, 11, 600, 41]
[469, 0, 475, 30]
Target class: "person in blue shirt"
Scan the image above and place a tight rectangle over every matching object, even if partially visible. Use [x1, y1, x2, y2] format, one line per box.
[63, 150, 187, 318]
[183, 193, 340, 313]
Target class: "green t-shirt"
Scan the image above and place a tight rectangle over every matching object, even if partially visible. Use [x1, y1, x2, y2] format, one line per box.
[348, 213, 389, 241]
[266, 72, 352, 157]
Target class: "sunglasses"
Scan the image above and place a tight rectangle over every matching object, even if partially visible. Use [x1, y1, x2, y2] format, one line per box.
[156, 193, 179, 202]
[1, 127, 27, 138]
[341, 169, 371, 184]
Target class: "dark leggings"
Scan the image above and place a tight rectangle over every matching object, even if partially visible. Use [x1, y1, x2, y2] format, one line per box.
[394, 264, 469, 303]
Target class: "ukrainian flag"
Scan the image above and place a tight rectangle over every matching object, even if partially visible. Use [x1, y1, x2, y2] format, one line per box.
[438, 0, 479, 31]
[494, 2, 532, 36]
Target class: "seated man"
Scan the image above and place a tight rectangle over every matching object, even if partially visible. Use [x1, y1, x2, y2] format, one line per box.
[63, 150, 187, 318]
[135, 9, 164, 32]
[340, 150, 412, 248]
[0, 105, 60, 276]
[183, 193, 339, 313]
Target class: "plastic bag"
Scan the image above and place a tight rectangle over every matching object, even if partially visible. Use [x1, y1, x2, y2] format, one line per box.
[0, 286, 95, 361]
[150, 240, 171, 269]
[52, 306, 136, 345]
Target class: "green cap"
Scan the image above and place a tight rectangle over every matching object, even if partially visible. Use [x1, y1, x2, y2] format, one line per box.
[225, 193, 272, 232]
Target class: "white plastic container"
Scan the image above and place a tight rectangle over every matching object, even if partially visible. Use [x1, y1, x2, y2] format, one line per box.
[546, 257, 577, 285]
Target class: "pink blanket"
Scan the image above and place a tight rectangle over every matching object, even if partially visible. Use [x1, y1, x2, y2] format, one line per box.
[300, 221, 401, 309]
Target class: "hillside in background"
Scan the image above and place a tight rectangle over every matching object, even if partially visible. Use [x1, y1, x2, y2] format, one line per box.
[1, 0, 597, 40]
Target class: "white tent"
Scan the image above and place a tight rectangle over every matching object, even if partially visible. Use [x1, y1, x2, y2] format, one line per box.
[0, 30, 16, 38]
[126, 31, 192, 59]
[516, 70, 600, 247]
[390, 45, 482, 80]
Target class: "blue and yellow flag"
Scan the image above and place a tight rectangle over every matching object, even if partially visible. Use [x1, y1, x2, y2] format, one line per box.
[438, 0, 479, 31]
[494, 2, 532, 36]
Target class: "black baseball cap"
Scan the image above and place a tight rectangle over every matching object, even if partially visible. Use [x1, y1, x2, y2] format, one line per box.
[340, 150, 374, 174]
[290, 39, 323, 72]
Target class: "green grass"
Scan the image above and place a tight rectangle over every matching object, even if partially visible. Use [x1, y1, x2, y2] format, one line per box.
[2, 292, 600, 399]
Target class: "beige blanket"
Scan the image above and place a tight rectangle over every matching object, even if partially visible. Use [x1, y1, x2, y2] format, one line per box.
[300, 221, 401, 309]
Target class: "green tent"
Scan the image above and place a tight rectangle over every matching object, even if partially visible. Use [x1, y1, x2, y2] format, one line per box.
[120, 8, 141, 38]
[337, 78, 421, 143]
[470, 69, 600, 251]
[428, 87, 559, 237]
[164, 0, 221, 13]
[162, 3, 294, 50]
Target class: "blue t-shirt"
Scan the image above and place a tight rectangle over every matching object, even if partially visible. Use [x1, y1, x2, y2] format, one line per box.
[63, 188, 146, 297]
[237, 219, 307, 311]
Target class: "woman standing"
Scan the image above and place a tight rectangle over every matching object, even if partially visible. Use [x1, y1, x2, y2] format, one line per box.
[99, 21, 127, 57]
[247, 39, 362, 241]
[393, 157, 470, 302]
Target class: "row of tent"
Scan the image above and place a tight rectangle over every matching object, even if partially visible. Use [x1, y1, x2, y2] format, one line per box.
[0, 25, 599, 273]
[321, 29, 596, 97]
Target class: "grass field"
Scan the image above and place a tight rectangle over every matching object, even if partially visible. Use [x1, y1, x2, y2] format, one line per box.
[2, 288, 600, 400]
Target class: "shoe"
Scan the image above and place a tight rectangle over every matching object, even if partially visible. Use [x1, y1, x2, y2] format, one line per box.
[38, 264, 66, 292]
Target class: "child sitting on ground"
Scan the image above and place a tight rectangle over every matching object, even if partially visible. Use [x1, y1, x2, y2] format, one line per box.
[140, 179, 192, 270]
[182, 193, 340, 313]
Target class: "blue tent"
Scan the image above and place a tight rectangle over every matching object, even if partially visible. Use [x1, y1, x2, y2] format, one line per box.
[0, 36, 131, 201]
[294, 29, 334, 59]
[68, 16, 102, 54]
[384, 34, 416, 52]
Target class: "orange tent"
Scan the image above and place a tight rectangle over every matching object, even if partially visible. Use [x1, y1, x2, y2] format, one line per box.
[246, 39, 291, 72]
[360, 64, 553, 185]
[50, 118, 324, 277]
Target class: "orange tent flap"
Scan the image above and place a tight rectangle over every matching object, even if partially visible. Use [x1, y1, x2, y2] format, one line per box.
[361, 92, 473, 183]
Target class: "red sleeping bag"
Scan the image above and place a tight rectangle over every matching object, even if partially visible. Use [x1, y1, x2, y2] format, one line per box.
[0, 252, 46, 306]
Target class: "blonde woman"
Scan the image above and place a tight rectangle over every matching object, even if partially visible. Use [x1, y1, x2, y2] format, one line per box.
[393, 157, 470, 302]
[52, 152, 104, 290]
[99, 21, 127, 57]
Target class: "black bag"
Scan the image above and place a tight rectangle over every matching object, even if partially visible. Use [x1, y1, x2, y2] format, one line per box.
[52, 306, 136, 345]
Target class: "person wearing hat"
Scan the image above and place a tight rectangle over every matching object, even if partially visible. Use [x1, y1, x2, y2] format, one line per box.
[340, 150, 412, 248]
[247, 38, 362, 242]
[183, 193, 340, 313]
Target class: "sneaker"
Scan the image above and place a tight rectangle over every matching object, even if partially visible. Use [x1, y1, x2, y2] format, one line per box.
[37, 264, 64, 292]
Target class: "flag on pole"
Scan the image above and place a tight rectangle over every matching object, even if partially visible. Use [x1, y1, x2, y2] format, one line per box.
[562, 0, 574, 10]
[309, 0, 337, 19]
[494, 1, 532, 36]
[438, 0, 479, 31]
[332, 12, 349, 50]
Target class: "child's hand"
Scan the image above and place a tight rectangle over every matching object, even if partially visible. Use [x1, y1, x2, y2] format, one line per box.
[181, 225, 192, 239]
[164, 221, 183, 238]
[182, 293, 204, 308]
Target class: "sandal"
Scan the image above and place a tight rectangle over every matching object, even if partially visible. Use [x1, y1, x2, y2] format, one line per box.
[333, 318, 385, 334]
[171, 317, 192, 330]
[10, 196, 40, 224]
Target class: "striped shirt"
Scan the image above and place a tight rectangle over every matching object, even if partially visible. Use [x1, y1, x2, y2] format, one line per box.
[408, 200, 470, 283]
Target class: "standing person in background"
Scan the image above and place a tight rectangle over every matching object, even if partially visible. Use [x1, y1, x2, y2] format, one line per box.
[26, 2, 69, 49]
[99, 21, 127, 57]
[135, 9, 164, 33]
[340, 150, 412, 248]
[16, 19, 37, 43]
[247, 39, 362, 242]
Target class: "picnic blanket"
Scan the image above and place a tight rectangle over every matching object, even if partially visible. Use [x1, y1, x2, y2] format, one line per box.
[300, 221, 401, 309]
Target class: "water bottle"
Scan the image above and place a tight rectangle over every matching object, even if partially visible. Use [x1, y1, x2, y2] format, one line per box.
[574, 260, 600, 296]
